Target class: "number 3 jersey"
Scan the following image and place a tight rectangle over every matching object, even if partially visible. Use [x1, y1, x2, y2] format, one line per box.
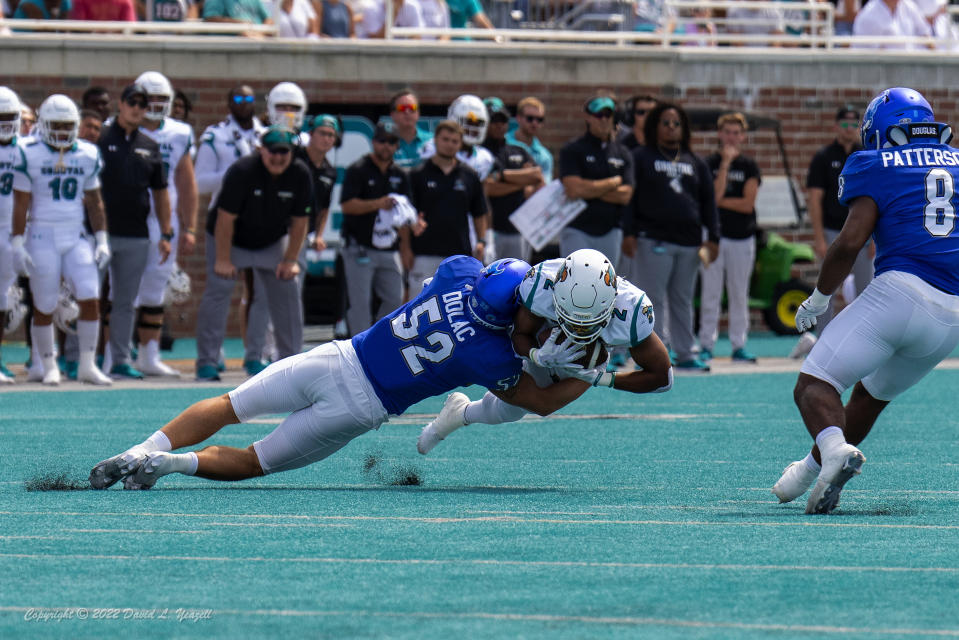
[352, 255, 524, 415]
[839, 144, 959, 295]
[519, 258, 656, 348]
[12, 138, 101, 226]
[139, 117, 194, 212]
[0, 138, 26, 228]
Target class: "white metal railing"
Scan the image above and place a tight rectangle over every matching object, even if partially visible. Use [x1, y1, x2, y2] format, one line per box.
[0, 18, 277, 37]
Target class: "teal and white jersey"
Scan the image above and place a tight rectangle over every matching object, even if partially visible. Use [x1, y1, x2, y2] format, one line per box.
[194, 114, 265, 204]
[0, 138, 26, 228]
[519, 258, 656, 348]
[139, 117, 194, 209]
[13, 138, 101, 226]
[419, 140, 496, 180]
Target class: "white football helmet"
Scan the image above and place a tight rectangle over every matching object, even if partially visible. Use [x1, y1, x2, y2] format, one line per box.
[267, 82, 307, 131]
[136, 71, 174, 121]
[552, 249, 617, 344]
[53, 282, 79, 335]
[0, 86, 21, 142]
[4, 285, 28, 333]
[38, 94, 79, 150]
[162, 265, 192, 306]
[448, 94, 488, 146]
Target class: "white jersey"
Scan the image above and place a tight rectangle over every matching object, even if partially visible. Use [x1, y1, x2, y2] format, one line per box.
[194, 115, 265, 205]
[13, 138, 101, 226]
[139, 117, 194, 209]
[519, 258, 656, 348]
[0, 137, 25, 228]
[419, 141, 496, 180]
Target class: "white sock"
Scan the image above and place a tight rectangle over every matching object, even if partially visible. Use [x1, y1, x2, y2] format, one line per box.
[142, 339, 160, 363]
[77, 319, 99, 363]
[815, 426, 846, 456]
[142, 430, 172, 453]
[463, 392, 529, 426]
[802, 452, 821, 472]
[169, 451, 198, 476]
[32, 323, 56, 368]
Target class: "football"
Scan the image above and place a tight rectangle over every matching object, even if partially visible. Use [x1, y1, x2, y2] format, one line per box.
[536, 325, 608, 370]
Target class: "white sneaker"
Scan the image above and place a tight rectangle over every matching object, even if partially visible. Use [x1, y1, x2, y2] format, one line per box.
[89, 446, 148, 489]
[27, 362, 44, 382]
[417, 392, 470, 455]
[78, 363, 113, 386]
[0, 370, 13, 385]
[772, 460, 819, 503]
[136, 356, 181, 377]
[805, 443, 865, 514]
[789, 332, 818, 359]
[123, 451, 174, 490]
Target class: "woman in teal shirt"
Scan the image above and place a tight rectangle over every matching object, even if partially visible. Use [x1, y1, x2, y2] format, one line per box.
[13, 0, 71, 19]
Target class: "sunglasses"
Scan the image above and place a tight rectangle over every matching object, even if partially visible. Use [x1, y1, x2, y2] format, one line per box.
[839, 121, 859, 128]
[394, 104, 418, 113]
[266, 146, 291, 155]
[590, 110, 614, 120]
[373, 137, 399, 145]
[661, 119, 682, 128]
[125, 97, 147, 109]
[232, 95, 255, 104]
[523, 115, 545, 124]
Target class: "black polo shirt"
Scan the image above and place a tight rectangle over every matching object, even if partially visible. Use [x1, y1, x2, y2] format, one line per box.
[489, 143, 535, 233]
[98, 120, 167, 238]
[807, 140, 861, 231]
[209, 154, 313, 250]
[631, 145, 719, 247]
[482, 136, 506, 156]
[410, 159, 486, 257]
[616, 129, 641, 151]
[296, 147, 337, 233]
[558, 132, 634, 237]
[339, 155, 411, 249]
[706, 152, 761, 240]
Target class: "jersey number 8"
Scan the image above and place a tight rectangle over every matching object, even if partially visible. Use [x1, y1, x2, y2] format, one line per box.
[923, 168, 955, 237]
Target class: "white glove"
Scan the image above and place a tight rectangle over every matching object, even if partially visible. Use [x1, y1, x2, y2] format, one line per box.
[94, 230, 111, 270]
[795, 288, 831, 332]
[528, 328, 585, 369]
[556, 361, 615, 387]
[10, 235, 33, 276]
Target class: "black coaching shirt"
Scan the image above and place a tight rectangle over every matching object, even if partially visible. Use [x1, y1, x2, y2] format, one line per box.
[558, 132, 635, 236]
[631, 146, 719, 247]
[410, 159, 487, 257]
[296, 147, 337, 234]
[339, 154, 411, 249]
[489, 143, 535, 233]
[209, 154, 313, 250]
[705, 152, 761, 240]
[807, 140, 862, 231]
[98, 120, 167, 238]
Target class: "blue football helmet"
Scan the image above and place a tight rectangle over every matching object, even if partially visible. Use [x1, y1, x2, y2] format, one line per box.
[467, 258, 532, 330]
[861, 87, 934, 149]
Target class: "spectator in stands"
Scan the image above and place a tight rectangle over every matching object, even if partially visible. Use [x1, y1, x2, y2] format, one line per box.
[13, 0, 70, 19]
[318, 0, 352, 37]
[171, 89, 192, 124]
[852, 0, 932, 49]
[390, 88, 431, 170]
[617, 94, 658, 151]
[352, 0, 424, 38]
[339, 122, 414, 335]
[447, 0, 492, 28]
[914, 0, 958, 45]
[19, 104, 35, 136]
[203, 0, 271, 32]
[698, 112, 761, 364]
[71, 0, 136, 20]
[631, 102, 719, 373]
[726, 0, 785, 46]
[195, 126, 311, 382]
[276, 0, 320, 37]
[558, 94, 634, 266]
[78, 108, 102, 143]
[481, 96, 543, 262]
[408, 120, 487, 297]
[832, 0, 861, 36]
[82, 87, 111, 122]
[791, 105, 870, 358]
[137, 0, 199, 22]
[419, 0, 450, 38]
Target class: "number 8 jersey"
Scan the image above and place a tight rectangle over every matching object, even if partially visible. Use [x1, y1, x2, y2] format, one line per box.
[839, 144, 959, 296]
[0, 138, 25, 229]
[13, 138, 102, 226]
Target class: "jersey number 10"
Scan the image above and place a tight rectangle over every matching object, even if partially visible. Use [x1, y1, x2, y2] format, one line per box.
[48, 177, 79, 201]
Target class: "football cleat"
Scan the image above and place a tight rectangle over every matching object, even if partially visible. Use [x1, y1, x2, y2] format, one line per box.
[123, 451, 174, 490]
[789, 332, 817, 359]
[772, 460, 819, 503]
[135, 355, 181, 377]
[417, 392, 470, 455]
[77, 362, 113, 386]
[89, 446, 149, 489]
[805, 444, 865, 514]
[0, 369, 13, 385]
[42, 366, 61, 386]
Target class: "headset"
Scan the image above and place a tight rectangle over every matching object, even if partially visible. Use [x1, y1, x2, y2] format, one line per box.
[620, 94, 658, 128]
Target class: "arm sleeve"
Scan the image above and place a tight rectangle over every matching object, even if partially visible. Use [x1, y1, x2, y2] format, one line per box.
[746, 157, 762, 185]
[149, 150, 168, 190]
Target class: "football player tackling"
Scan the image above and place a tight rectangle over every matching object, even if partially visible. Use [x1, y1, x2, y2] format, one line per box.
[90, 256, 590, 489]
[774, 88, 959, 514]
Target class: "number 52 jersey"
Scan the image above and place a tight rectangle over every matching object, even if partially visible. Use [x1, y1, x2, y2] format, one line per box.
[13, 138, 102, 226]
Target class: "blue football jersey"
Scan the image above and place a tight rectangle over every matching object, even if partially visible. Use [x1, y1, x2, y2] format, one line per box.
[839, 144, 959, 295]
[352, 255, 524, 414]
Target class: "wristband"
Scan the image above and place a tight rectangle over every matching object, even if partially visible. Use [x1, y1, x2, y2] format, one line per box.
[809, 288, 831, 306]
[160, 231, 175, 242]
[10, 235, 24, 250]
[94, 230, 109, 245]
[595, 371, 615, 388]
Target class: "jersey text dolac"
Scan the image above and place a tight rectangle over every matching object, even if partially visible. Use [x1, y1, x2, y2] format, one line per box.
[840, 143, 959, 295]
[352, 255, 523, 414]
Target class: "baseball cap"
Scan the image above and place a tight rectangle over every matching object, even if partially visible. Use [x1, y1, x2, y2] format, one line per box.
[373, 122, 399, 143]
[836, 105, 860, 121]
[305, 114, 341, 135]
[121, 84, 147, 102]
[259, 125, 297, 150]
[484, 97, 510, 121]
[585, 96, 616, 116]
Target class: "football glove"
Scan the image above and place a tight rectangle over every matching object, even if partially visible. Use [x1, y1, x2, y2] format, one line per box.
[795, 288, 831, 332]
[94, 231, 111, 270]
[527, 327, 585, 369]
[556, 362, 615, 387]
[10, 235, 33, 276]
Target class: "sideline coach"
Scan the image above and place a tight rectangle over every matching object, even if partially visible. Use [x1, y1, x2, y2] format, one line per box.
[194, 125, 312, 381]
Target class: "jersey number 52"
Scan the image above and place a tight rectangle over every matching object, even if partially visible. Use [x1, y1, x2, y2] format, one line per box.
[391, 297, 454, 375]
